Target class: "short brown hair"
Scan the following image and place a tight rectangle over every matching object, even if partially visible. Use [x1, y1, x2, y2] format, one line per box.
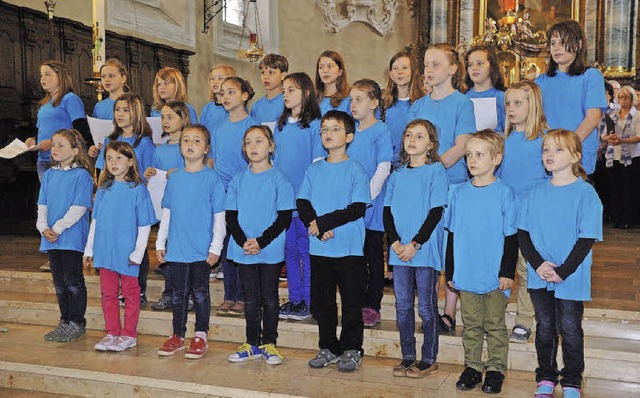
[259, 54, 289, 72]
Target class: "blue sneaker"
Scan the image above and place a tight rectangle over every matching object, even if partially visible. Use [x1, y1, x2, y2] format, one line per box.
[562, 387, 582, 398]
[260, 343, 283, 365]
[228, 343, 262, 362]
[534, 381, 556, 397]
[279, 301, 294, 320]
[289, 301, 312, 321]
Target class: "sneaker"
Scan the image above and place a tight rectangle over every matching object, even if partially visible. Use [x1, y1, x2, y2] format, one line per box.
[151, 295, 172, 311]
[278, 301, 294, 320]
[288, 301, 312, 321]
[185, 337, 208, 359]
[228, 343, 262, 362]
[158, 334, 185, 356]
[260, 343, 283, 365]
[140, 294, 147, 306]
[562, 387, 582, 398]
[118, 294, 125, 308]
[456, 366, 483, 390]
[392, 359, 415, 377]
[534, 381, 556, 397]
[55, 321, 86, 342]
[44, 321, 67, 341]
[510, 325, 532, 343]
[187, 294, 195, 312]
[279, 264, 287, 281]
[363, 308, 381, 327]
[482, 370, 505, 394]
[228, 301, 245, 316]
[107, 336, 137, 352]
[94, 334, 117, 351]
[406, 361, 438, 378]
[308, 348, 340, 368]
[216, 300, 235, 315]
[210, 265, 222, 279]
[39, 261, 51, 272]
[337, 350, 362, 372]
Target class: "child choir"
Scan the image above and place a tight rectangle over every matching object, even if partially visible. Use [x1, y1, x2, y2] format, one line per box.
[32, 19, 610, 398]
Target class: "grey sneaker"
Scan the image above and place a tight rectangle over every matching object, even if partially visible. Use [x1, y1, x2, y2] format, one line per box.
[44, 321, 67, 341]
[308, 348, 340, 368]
[338, 350, 362, 372]
[55, 321, 86, 342]
[152, 295, 172, 311]
[510, 325, 532, 343]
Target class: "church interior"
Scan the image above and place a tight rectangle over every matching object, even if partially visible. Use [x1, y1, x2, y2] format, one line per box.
[0, 0, 639, 397]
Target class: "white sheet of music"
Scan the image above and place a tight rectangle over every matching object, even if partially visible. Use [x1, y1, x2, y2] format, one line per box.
[147, 169, 167, 221]
[470, 97, 498, 131]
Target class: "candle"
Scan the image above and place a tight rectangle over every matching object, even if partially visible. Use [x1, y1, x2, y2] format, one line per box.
[92, 0, 106, 74]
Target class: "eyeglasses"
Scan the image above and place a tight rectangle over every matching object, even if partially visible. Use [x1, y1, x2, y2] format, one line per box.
[320, 126, 346, 134]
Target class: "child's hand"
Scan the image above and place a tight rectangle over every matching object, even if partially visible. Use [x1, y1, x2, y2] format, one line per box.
[129, 259, 139, 266]
[206, 252, 220, 265]
[83, 256, 92, 267]
[498, 277, 513, 290]
[308, 220, 319, 237]
[24, 137, 36, 149]
[390, 240, 402, 255]
[166, 168, 177, 178]
[544, 269, 563, 283]
[43, 229, 59, 243]
[243, 238, 260, 255]
[156, 250, 166, 263]
[320, 230, 334, 241]
[536, 261, 557, 281]
[398, 243, 417, 262]
[88, 144, 102, 158]
[447, 280, 455, 290]
[144, 167, 157, 179]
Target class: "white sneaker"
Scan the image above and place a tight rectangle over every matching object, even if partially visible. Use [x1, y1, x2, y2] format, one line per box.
[107, 336, 137, 352]
[94, 334, 117, 351]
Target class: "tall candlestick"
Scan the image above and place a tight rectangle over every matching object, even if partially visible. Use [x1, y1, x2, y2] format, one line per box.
[92, 0, 106, 74]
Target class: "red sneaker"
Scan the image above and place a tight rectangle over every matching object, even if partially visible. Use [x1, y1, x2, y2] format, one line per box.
[185, 336, 208, 359]
[157, 334, 185, 356]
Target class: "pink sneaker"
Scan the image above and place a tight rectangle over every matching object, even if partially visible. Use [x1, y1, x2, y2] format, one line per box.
[363, 308, 381, 327]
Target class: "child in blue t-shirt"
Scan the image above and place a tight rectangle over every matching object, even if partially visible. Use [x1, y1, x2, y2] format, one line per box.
[37, 129, 93, 343]
[250, 54, 287, 124]
[211, 77, 258, 316]
[150, 67, 198, 122]
[25, 61, 91, 180]
[535, 20, 607, 177]
[497, 80, 549, 344]
[518, 129, 603, 398]
[463, 44, 506, 133]
[201, 65, 236, 167]
[384, 119, 448, 379]
[446, 130, 517, 394]
[156, 124, 226, 360]
[410, 43, 477, 334]
[315, 51, 351, 115]
[298, 110, 370, 373]
[226, 126, 294, 365]
[144, 101, 190, 312]
[273, 72, 324, 321]
[84, 141, 156, 353]
[383, 51, 426, 164]
[348, 79, 393, 327]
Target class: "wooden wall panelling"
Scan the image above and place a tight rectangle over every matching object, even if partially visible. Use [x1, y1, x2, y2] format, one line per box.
[0, 5, 24, 119]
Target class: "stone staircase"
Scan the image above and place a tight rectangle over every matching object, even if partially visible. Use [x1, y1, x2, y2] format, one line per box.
[1, 269, 639, 397]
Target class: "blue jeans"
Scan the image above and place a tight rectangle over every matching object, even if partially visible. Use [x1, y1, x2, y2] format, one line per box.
[529, 288, 585, 388]
[238, 262, 281, 346]
[393, 265, 439, 364]
[36, 160, 51, 181]
[284, 217, 310, 304]
[170, 261, 211, 337]
[221, 234, 244, 302]
[49, 249, 87, 326]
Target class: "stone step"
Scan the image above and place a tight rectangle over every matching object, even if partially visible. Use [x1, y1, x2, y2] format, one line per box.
[1, 323, 639, 398]
[1, 293, 639, 384]
[2, 270, 639, 342]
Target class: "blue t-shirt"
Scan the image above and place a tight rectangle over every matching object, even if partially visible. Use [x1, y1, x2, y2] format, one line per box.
[497, 131, 548, 200]
[162, 167, 226, 263]
[152, 143, 184, 171]
[517, 178, 603, 301]
[347, 121, 393, 231]
[37, 167, 93, 253]
[273, 118, 325, 195]
[36, 92, 86, 161]
[200, 101, 228, 135]
[210, 115, 258, 189]
[92, 181, 157, 277]
[226, 167, 295, 264]
[465, 87, 506, 133]
[92, 98, 115, 120]
[95, 135, 156, 178]
[446, 178, 517, 297]
[385, 163, 449, 269]
[410, 91, 477, 184]
[297, 158, 371, 257]
[151, 102, 199, 124]
[535, 68, 607, 175]
[320, 96, 351, 116]
[385, 98, 412, 163]
[250, 94, 285, 124]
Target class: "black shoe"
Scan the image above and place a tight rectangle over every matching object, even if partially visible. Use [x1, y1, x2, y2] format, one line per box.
[151, 295, 172, 311]
[456, 367, 483, 391]
[140, 294, 147, 306]
[187, 294, 195, 312]
[439, 314, 456, 333]
[481, 371, 505, 394]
